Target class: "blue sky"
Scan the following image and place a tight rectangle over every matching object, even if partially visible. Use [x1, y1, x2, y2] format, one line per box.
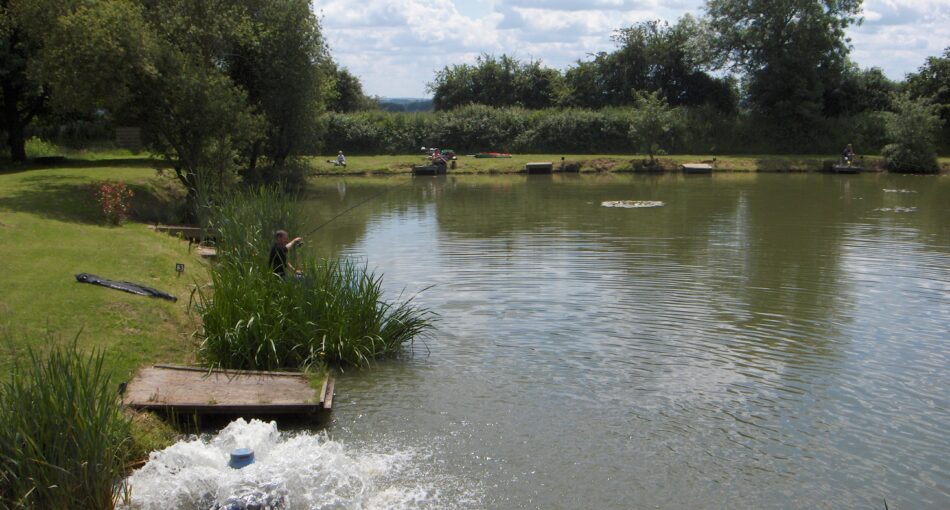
[315, 0, 950, 98]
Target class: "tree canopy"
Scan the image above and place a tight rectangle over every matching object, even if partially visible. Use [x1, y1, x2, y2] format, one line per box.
[705, 0, 864, 142]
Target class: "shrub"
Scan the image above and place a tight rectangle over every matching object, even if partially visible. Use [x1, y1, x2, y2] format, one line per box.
[881, 93, 944, 173]
[24, 136, 61, 159]
[0, 341, 132, 509]
[94, 180, 135, 225]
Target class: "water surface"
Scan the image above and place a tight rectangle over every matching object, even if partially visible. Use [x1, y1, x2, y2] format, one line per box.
[135, 173, 950, 509]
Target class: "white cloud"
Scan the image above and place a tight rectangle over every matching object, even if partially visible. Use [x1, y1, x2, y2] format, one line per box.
[848, 0, 950, 77]
[316, 0, 950, 97]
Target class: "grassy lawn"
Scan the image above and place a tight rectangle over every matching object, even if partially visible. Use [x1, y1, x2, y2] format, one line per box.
[0, 164, 204, 379]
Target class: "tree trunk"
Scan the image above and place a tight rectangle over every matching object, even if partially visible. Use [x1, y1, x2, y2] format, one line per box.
[2, 81, 27, 163]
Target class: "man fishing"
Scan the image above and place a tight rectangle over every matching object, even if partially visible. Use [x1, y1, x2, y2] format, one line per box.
[269, 229, 304, 277]
[841, 143, 855, 166]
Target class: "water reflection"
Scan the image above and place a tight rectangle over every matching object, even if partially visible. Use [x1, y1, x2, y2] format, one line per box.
[298, 173, 949, 509]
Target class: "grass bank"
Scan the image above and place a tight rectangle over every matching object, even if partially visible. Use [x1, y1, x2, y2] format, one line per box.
[0, 163, 203, 378]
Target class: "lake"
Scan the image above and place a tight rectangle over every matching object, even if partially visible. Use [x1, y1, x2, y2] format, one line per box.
[128, 173, 950, 509]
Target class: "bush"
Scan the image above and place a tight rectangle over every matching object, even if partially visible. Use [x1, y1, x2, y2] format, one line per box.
[0, 341, 132, 509]
[94, 180, 135, 225]
[881, 93, 944, 173]
[24, 136, 62, 159]
[196, 187, 434, 369]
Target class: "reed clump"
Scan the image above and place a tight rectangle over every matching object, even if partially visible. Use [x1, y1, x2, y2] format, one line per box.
[195, 187, 434, 369]
[0, 341, 132, 509]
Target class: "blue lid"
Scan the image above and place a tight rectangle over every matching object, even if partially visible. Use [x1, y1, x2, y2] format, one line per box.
[228, 448, 255, 469]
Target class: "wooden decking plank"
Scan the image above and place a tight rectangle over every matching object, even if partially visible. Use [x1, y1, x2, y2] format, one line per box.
[323, 377, 335, 409]
[123, 365, 329, 416]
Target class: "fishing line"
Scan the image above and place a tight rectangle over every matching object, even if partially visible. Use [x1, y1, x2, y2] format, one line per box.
[302, 179, 414, 236]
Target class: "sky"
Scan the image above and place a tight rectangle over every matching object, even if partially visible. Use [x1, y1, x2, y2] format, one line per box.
[315, 0, 950, 98]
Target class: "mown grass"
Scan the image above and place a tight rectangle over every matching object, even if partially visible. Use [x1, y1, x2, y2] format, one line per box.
[0, 165, 204, 378]
[195, 187, 435, 369]
[0, 339, 133, 509]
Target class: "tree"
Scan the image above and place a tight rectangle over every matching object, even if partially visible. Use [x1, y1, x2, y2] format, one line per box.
[0, 0, 64, 162]
[562, 17, 736, 112]
[705, 0, 863, 143]
[41, 0, 330, 192]
[881, 93, 943, 173]
[325, 65, 377, 113]
[823, 64, 895, 116]
[225, 0, 332, 182]
[429, 54, 563, 110]
[905, 47, 950, 150]
[628, 90, 681, 164]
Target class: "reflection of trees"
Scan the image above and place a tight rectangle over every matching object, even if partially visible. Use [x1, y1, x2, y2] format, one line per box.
[728, 175, 857, 368]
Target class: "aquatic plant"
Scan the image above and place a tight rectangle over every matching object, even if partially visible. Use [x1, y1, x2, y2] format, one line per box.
[0, 340, 132, 509]
[195, 187, 434, 369]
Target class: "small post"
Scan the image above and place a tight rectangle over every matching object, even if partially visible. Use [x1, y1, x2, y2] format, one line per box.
[175, 263, 185, 279]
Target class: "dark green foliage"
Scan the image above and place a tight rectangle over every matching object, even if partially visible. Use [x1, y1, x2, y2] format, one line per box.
[823, 65, 896, 116]
[628, 91, 683, 162]
[904, 47, 950, 151]
[196, 188, 434, 369]
[322, 105, 889, 155]
[0, 340, 132, 509]
[0, 0, 59, 162]
[706, 0, 864, 144]
[430, 54, 565, 110]
[326, 65, 378, 113]
[881, 93, 943, 173]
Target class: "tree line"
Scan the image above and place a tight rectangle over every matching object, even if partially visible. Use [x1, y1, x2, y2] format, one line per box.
[0, 0, 373, 186]
[427, 2, 948, 163]
[1, 0, 947, 175]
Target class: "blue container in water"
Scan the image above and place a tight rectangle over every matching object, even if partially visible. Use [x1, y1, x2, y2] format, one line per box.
[228, 448, 255, 469]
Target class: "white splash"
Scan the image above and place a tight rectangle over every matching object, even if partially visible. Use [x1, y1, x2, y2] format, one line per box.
[119, 419, 457, 510]
[601, 200, 665, 208]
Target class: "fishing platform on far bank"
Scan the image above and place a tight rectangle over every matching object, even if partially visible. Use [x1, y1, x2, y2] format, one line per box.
[122, 365, 334, 417]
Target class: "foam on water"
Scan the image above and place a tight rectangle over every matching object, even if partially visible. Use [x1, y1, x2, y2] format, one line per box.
[120, 419, 461, 510]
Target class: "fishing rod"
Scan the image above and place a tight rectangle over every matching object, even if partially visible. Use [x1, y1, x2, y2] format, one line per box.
[302, 179, 413, 237]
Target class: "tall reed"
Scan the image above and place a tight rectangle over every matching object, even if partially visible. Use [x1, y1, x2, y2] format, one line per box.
[195, 187, 434, 369]
[0, 340, 132, 509]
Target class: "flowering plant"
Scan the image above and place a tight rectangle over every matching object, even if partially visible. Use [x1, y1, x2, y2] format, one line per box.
[95, 181, 134, 225]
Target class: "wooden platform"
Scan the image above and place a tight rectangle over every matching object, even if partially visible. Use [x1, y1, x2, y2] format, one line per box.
[832, 164, 863, 174]
[412, 164, 447, 175]
[123, 365, 333, 416]
[525, 162, 554, 174]
[149, 225, 206, 241]
[682, 163, 713, 174]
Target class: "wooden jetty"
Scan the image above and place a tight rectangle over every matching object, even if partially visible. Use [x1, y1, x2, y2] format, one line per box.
[412, 163, 447, 175]
[123, 365, 333, 416]
[195, 245, 218, 258]
[682, 163, 713, 174]
[832, 164, 863, 174]
[525, 162, 554, 174]
[149, 224, 206, 241]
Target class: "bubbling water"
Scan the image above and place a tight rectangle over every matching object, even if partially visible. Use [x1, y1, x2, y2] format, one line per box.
[120, 419, 460, 510]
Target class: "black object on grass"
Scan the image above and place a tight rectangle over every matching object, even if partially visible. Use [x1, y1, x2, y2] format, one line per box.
[75, 273, 177, 302]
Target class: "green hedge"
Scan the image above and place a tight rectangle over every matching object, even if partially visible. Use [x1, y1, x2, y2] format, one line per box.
[318, 105, 897, 156]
